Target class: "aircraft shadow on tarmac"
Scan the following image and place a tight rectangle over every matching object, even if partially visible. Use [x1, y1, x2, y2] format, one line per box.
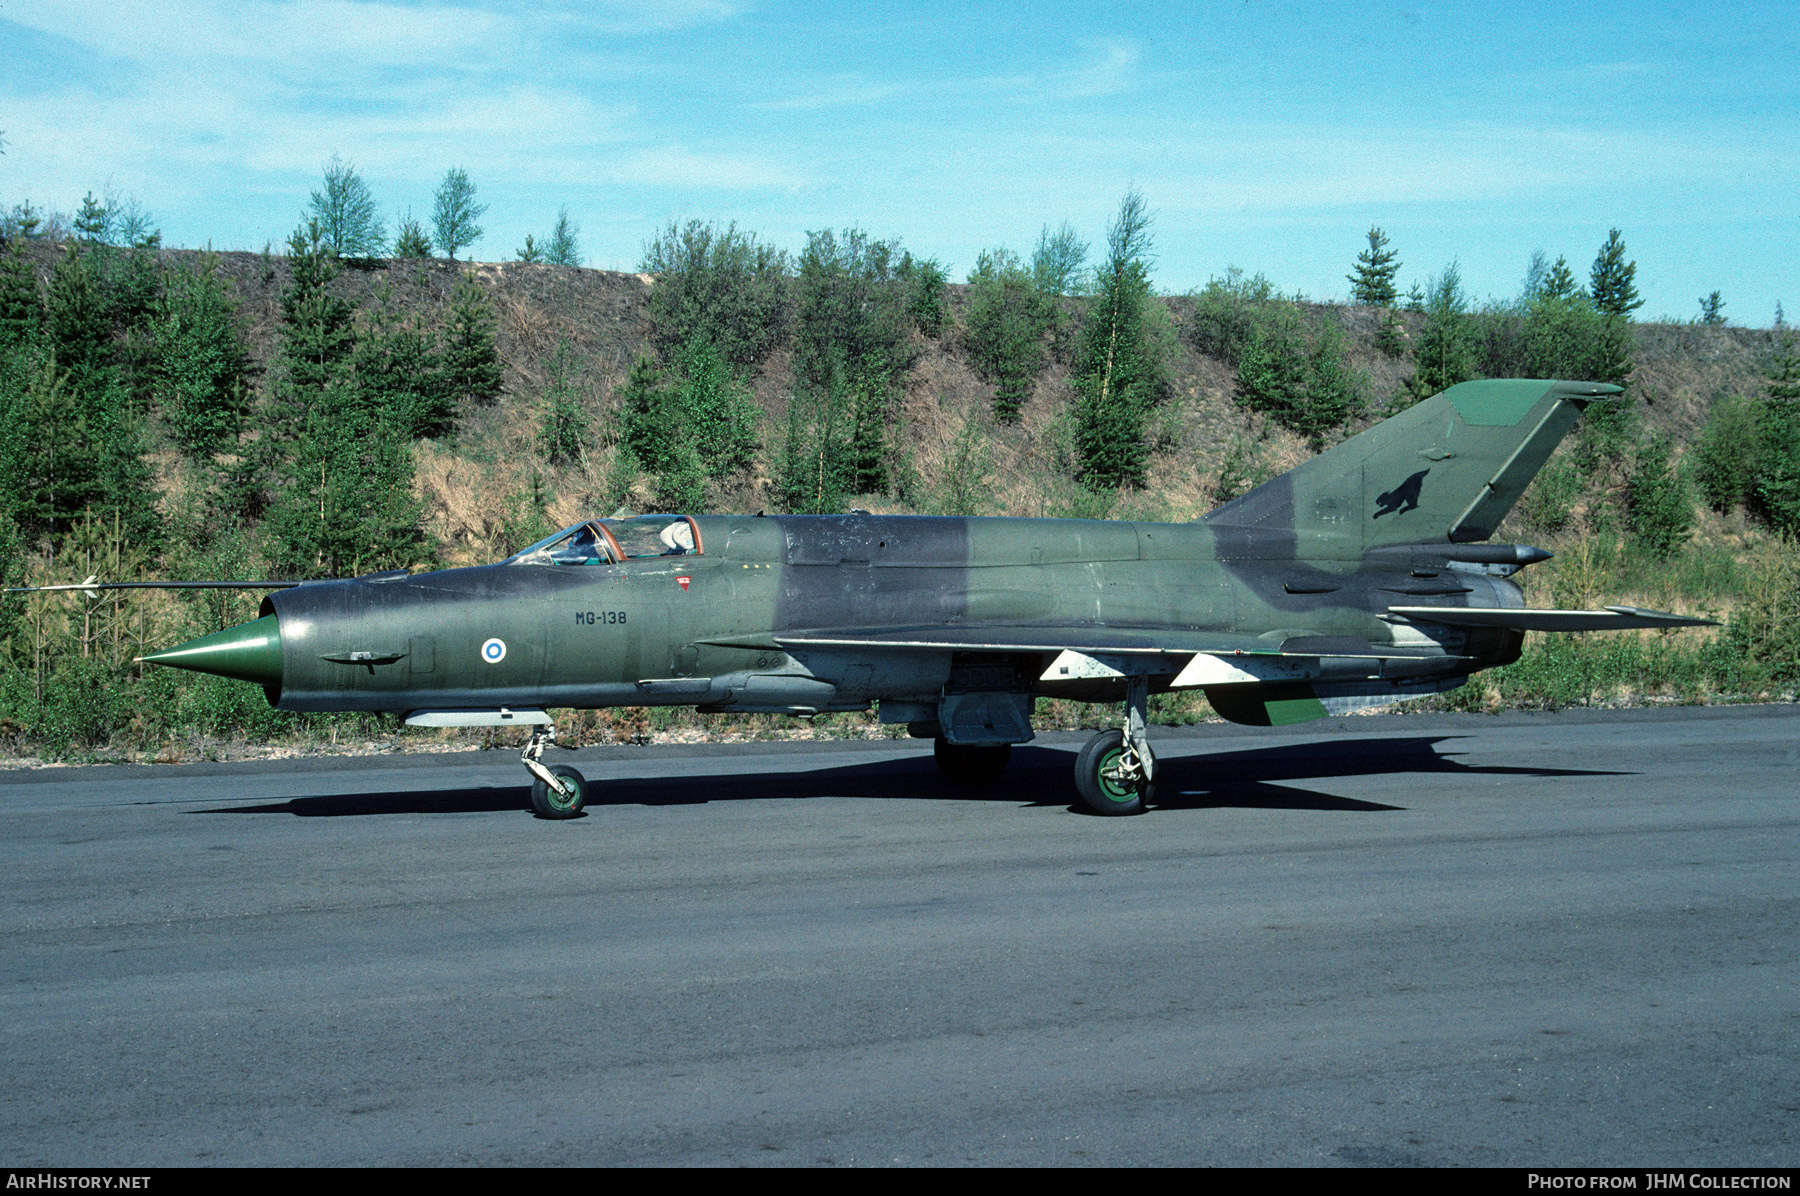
[197, 734, 1628, 820]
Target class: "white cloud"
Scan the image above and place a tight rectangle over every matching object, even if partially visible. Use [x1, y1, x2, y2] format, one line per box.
[1058, 38, 1141, 99]
[7, 0, 511, 68]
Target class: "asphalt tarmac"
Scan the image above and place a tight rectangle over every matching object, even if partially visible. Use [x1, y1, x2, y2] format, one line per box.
[2, 705, 1796, 1167]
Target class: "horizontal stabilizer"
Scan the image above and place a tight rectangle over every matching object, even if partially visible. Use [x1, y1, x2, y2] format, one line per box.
[1387, 605, 1716, 631]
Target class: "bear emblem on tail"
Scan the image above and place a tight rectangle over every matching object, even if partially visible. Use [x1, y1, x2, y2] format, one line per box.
[1374, 468, 1429, 518]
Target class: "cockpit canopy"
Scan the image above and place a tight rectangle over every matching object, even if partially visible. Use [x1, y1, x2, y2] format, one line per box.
[503, 515, 701, 567]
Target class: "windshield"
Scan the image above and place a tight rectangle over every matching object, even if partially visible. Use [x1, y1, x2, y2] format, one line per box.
[503, 522, 615, 566]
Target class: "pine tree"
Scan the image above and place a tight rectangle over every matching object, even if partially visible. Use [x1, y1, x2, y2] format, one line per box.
[1347, 226, 1400, 306]
[516, 235, 542, 263]
[308, 155, 385, 257]
[1699, 292, 1726, 325]
[545, 209, 581, 266]
[1538, 256, 1581, 300]
[431, 168, 486, 261]
[392, 213, 432, 259]
[1588, 229, 1643, 318]
[73, 192, 109, 244]
[1072, 190, 1170, 491]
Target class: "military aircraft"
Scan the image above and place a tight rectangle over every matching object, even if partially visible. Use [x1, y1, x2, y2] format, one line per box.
[41, 378, 1714, 818]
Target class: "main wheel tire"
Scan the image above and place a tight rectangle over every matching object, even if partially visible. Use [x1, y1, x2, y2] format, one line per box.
[530, 764, 588, 819]
[934, 739, 1012, 787]
[1073, 728, 1154, 816]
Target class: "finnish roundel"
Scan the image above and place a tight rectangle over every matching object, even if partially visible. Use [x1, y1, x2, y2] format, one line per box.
[480, 638, 507, 664]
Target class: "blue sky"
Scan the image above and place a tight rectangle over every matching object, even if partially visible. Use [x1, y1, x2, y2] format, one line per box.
[3, 0, 1794, 323]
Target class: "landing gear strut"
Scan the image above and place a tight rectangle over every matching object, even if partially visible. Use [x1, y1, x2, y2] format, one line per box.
[522, 723, 587, 819]
[1073, 676, 1155, 815]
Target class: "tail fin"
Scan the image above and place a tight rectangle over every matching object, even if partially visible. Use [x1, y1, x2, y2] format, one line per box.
[1205, 380, 1619, 559]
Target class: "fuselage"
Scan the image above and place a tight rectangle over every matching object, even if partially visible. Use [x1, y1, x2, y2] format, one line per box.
[245, 513, 1526, 717]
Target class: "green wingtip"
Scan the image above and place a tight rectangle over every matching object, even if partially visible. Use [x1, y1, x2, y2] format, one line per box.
[141, 614, 283, 686]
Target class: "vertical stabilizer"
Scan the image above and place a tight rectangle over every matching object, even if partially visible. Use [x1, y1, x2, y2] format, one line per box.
[1205, 380, 1619, 559]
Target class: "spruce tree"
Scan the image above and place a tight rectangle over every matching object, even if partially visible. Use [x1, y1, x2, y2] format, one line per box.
[1625, 432, 1695, 556]
[355, 291, 452, 439]
[898, 252, 949, 339]
[0, 238, 40, 347]
[538, 340, 587, 466]
[156, 256, 251, 463]
[617, 355, 677, 475]
[1347, 226, 1400, 306]
[1408, 263, 1477, 400]
[263, 228, 429, 576]
[1750, 331, 1800, 535]
[269, 221, 355, 434]
[33, 244, 156, 538]
[440, 270, 502, 408]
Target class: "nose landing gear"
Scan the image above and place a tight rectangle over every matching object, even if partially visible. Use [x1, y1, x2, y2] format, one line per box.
[522, 724, 587, 819]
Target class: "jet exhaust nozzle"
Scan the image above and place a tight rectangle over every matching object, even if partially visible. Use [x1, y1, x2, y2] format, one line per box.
[140, 614, 283, 686]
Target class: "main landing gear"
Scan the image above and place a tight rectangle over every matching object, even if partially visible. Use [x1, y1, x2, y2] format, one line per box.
[1072, 676, 1155, 816]
[522, 723, 587, 819]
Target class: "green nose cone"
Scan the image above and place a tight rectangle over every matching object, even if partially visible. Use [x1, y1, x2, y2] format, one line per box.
[141, 614, 283, 686]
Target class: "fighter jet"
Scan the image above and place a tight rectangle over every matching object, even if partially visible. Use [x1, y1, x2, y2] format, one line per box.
[117, 378, 1711, 817]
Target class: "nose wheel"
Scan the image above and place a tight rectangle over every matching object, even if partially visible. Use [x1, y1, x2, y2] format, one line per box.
[522, 725, 587, 819]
